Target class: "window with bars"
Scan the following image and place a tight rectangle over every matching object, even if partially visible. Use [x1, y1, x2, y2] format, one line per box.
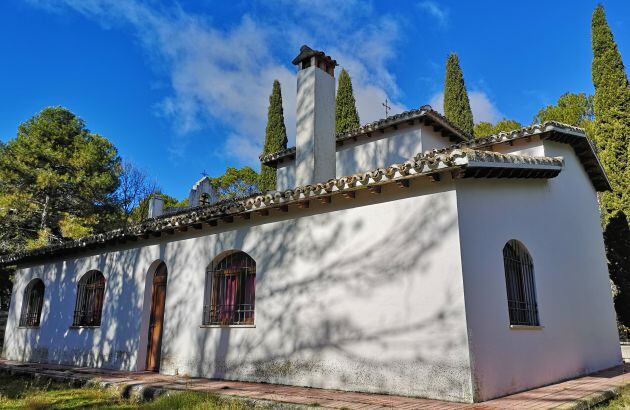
[72, 270, 106, 327]
[203, 251, 256, 326]
[503, 240, 540, 326]
[19, 279, 44, 327]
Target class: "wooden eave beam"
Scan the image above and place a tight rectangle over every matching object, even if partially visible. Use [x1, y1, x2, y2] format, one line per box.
[318, 196, 331, 204]
[342, 191, 356, 199]
[428, 173, 441, 182]
[368, 186, 381, 194]
[279, 205, 289, 212]
[297, 201, 310, 209]
[396, 180, 410, 188]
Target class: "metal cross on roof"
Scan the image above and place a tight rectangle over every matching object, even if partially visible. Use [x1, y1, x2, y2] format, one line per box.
[201, 170, 208, 177]
[382, 99, 391, 117]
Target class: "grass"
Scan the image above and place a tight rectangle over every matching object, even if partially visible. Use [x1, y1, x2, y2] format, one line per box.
[597, 386, 630, 409]
[0, 374, 256, 409]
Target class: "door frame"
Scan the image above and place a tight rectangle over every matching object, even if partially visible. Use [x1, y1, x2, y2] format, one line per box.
[145, 263, 168, 372]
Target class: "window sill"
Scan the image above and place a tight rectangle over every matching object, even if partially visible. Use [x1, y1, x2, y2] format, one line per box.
[69, 326, 101, 329]
[199, 324, 255, 329]
[510, 325, 544, 330]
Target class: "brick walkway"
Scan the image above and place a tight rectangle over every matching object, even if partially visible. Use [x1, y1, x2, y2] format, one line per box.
[0, 360, 629, 409]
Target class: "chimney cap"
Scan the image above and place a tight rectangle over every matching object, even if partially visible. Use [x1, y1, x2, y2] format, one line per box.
[291, 45, 337, 67]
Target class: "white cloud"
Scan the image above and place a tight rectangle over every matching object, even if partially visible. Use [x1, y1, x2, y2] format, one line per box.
[429, 91, 502, 124]
[27, 0, 407, 165]
[417, 1, 449, 27]
[224, 134, 264, 165]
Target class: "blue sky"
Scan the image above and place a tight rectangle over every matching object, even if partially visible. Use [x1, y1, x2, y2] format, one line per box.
[1, 0, 628, 200]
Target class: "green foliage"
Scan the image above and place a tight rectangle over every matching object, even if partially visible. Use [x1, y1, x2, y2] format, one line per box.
[130, 192, 179, 222]
[260, 80, 288, 192]
[493, 119, 523, 134]
[472, 122, 494, 138]
[0, 374, 130, 409]
[143, 391, 252, 409]
[174, 198, 189, 207]
[604, 213, 630, 327]
[591, 5, 630, 329]
[444, 53, 474, 136]
[0, 374, 252, 409]
[58, 213, 98, 239]
[591, 4, 630, 224]
[533, 93, 594, 128]
[336, 68, 361, 133]
[211, 166, 260, 200]
[473, 119, 523, 138]
[0, 107, 121, 254]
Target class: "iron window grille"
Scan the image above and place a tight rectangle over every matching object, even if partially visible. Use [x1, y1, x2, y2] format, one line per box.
[203, 251, 256, 326]
[72, 270, 105, 327]
[19, 279, 45, 327]
[503, 240, 540, 326]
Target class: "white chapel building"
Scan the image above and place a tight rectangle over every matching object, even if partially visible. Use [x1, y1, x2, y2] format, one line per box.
[0, 46, 621, 403]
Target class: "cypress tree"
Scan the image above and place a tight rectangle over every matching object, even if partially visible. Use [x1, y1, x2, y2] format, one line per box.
[260, 80, 288, 192]
[443, 53, 474, 136]
[591, 4, 630, 223]
[336, 68, 361, 133]
[591, 4, 630, 329]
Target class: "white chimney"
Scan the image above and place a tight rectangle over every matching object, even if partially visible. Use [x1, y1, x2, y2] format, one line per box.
[147, 195, 164, 218]
[292, 45, 337, 186]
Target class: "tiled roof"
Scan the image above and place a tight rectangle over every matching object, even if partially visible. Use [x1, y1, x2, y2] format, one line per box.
[259, 105, 471, 165]
[432, 121, 610, 191]
[0, 148, 562, 265]
[291, 45, 337, 67]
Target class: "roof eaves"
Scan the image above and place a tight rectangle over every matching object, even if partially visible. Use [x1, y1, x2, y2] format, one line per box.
[1, 148, 566, 266]
[433, 121, 610, 192]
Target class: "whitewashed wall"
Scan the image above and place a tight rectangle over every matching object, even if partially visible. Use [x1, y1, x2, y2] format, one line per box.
[336, 125, 450, 177]
[276, 161, 296, 192]
[456, 141, 621, 401]
[4, 178, 474, 402]
[275, 124, 451, 191]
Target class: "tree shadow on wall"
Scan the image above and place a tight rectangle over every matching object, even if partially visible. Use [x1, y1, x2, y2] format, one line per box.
[160, 189, 471, 400]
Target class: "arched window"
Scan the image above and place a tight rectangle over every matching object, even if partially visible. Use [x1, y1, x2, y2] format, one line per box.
[73, 270, 106, 327]
[19, 279, 44, 327]
[203, 251, 256, 326]
[503, 240, 539, 326]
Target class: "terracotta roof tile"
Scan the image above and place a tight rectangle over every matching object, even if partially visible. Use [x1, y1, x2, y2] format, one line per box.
[0, 148, 563, 265]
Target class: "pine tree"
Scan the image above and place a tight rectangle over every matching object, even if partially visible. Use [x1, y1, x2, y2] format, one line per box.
[473, 119, 522, 138]
[260, 80, 288, 192]
[591, 4, 630, 224]
[0, 107, 121, 253]
[533, 93, 594, 128]
[443, 53, 474, 136]
[336, 68, 360, 133]
[591, 4, 630, 328]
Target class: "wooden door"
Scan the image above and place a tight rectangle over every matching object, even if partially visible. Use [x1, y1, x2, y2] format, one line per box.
[146, 266, 168, 372]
